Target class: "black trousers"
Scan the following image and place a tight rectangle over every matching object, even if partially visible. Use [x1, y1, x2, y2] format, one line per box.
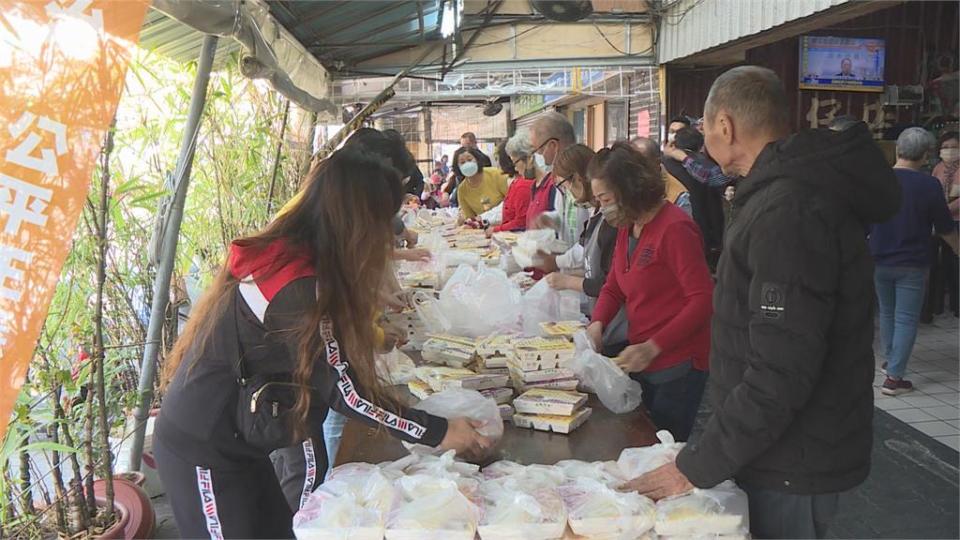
[632, 365, 707, 442]
[742, 483, 840, 539]
[153, 436, 294, 539]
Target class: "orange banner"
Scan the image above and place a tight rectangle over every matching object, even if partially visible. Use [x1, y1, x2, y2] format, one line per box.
[0, 0, 151, 442]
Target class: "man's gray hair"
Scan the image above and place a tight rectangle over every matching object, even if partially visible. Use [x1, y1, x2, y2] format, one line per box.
[532, 111, 576, 145]
[704, 66, 789, 135]
[505, 129, 534, 160]
[896, 127, 935, 161]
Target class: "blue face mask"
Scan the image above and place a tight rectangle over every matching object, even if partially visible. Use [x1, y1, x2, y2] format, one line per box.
[534, 152, 551, 174]
[460, 160, 479, 177]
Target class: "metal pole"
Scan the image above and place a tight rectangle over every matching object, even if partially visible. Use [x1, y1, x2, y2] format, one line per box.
[127, 34, 218, 471]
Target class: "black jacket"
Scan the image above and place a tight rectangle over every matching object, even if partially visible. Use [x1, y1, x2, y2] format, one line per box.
[662, 156, 725, 256]
[156, 241, 447, 472]
[676, 124, 900, 494]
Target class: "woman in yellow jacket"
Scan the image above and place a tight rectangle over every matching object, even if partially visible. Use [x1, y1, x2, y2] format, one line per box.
[453, 146, 508, 220]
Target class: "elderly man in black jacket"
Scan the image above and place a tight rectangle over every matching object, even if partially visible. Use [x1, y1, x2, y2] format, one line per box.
[624, 66, 900, 539]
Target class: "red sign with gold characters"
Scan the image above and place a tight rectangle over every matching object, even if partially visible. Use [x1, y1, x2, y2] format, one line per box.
[0, 0, 151, 442]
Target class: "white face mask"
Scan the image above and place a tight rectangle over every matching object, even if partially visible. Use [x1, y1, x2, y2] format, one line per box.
[534, 152, 551, 174]
[460, 160, 479, 177]
[940, 148, 960, 163]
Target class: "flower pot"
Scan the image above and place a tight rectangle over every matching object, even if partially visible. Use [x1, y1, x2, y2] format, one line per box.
[93, 498, 129, 540]
[93, 477, 156, 539]
[116, 471, 146, 487]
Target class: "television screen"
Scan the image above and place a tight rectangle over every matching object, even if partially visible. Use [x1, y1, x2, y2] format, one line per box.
[799, 36, 885, 92]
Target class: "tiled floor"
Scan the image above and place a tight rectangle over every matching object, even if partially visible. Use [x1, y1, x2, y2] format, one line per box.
[874, 313, 960, 451]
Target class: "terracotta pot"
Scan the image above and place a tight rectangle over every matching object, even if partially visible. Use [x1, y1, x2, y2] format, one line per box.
[116, 471, 146, 487]
[93, 478, 156, 539]
[93, 498, 129, 540]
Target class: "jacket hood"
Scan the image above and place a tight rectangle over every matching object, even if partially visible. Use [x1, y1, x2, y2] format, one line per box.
[736, 123, 900, 224]
[228, 239, 312, 280]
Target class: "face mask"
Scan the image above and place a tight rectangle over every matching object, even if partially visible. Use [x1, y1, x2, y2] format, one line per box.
[534, 152, 552, 174]
[460, 161, 479, 177]
[599, 203, 624, 225]
[667, 132, 677, 144]
[941, 148, 960, 163]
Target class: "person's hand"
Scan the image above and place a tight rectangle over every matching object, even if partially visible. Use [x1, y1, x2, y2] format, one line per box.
[382, 289, 413, 312]
[620, 462, 694, 500]
[545, 272, 577, 291]
[615, 340, 661, 373]
[485, 227, 495, 238]
[664, 144, 687, 162]
[380, 323, 407, 352]
[533, 213, 559, 230]
[535, 251, 559, 273]
[395, 248, 432, 262]
[439, 417, 496, 462]
[586, 321, 603, 351]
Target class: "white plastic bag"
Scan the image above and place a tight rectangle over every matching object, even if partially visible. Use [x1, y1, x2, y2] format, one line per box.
[569, 330, 643, 413]
[521, 279, 584, 336]
[437, 264, 523, 337]
[654, 481, 750, 537]
[376, 349, 417, 386]
[412, 290, 451, 334]
[403, 389, 504, 455]
[477, 483, 567, 540]
[385, 475, 480, 540]
[559, 478, 656, 538]
[293, 465, 395, 540]
[617, 430, 685, 479]
[554, 459, 626, 488]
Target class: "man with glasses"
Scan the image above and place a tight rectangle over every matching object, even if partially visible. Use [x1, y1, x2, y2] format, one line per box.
[529, 112, 586, 246]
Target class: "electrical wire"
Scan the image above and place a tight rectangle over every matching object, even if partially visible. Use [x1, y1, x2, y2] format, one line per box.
[591, 22, 654, 57]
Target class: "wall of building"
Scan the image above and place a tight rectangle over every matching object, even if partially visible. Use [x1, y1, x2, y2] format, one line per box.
[666, 1, 959, 136]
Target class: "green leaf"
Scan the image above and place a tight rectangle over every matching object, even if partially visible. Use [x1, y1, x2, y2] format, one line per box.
[21, 441, 79, 454]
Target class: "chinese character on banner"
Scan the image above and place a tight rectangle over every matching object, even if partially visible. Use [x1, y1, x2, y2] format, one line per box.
[805, 96, 842, 129]
[6, 112, 68, 176]
[0, 0, 151, 443]
[0, 174, 53, 235]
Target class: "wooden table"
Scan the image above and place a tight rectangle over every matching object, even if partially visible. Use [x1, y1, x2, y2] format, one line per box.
[335, 394, 659, 467]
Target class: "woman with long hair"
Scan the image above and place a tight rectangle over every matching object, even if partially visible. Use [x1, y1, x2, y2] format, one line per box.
[586, 142, 713, 441]
[154, 148, 492, 539]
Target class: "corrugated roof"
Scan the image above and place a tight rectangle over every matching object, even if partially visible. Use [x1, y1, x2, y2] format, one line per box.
[138, 8, 243, 68]
[658, 0, 851, 64]
[137, 1, 441, 70]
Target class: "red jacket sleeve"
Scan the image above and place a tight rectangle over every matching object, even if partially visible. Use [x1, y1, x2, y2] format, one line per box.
[495, 182, 533, 232]
[591, 230, 626, 327]
[650, 220, 714, 353]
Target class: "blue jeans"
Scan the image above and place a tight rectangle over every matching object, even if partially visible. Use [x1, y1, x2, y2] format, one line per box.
[322, 411, 346, 479]
[875, 266, 927, 379]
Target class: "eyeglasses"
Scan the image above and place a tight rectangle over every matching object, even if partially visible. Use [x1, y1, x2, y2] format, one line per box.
[534, 137, 558, 154]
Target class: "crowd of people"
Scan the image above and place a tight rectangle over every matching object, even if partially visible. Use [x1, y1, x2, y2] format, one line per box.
[154, 65, 959, 539]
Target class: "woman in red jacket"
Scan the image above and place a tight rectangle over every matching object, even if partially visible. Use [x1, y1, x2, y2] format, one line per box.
[586, 142, 713, 441]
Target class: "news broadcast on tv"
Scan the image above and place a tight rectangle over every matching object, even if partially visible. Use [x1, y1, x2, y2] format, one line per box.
[799, 35, 886, 92]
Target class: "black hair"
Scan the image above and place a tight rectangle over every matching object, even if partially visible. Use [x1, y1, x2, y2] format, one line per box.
[669, 115, 692, 127]
[347, 127, 416, 176]
[940, 131, 959, 146]
[674, 126, 704, 153]
[451, 146, 486, 178]
[496, 140, 517, 177]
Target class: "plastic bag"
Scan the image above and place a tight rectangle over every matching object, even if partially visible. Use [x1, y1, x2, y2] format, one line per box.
[554, 459, 626, 488]
[436, 264, 523, 337]
[521, 279, 584, 337]
[654, 481, 750, 537]
[617, 430, 685, 479]
[412, 290, 450, 334]
[477, 484, 567, 540]
[568, 330, 643, 413]
[403, 389, 504, 455]
[376, 349, 417, 386]
[385, 474, 480, 540]
[560, 478, 656, 538]
[293, 465, 395, 540]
